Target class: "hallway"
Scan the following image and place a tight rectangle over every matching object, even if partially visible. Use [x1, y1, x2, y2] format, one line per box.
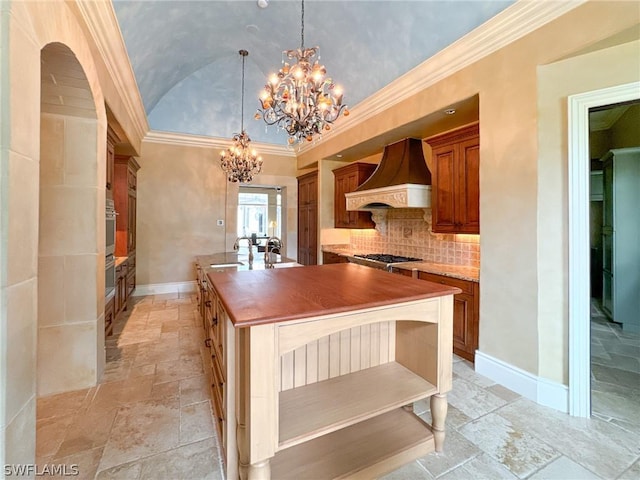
[35, 294, 640, 479]
[36, 293, 224, 479]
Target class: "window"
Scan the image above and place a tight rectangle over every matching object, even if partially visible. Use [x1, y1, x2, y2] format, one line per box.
[238, 192, 268, 237]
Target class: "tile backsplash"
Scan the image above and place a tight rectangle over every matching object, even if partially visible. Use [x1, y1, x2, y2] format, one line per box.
[349, 208, 479, 267]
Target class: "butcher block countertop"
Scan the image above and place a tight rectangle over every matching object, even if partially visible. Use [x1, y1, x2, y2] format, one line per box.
[206, 262, 460, 328]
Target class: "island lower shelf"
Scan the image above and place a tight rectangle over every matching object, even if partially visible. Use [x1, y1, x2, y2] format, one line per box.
[272, 407, 434, 480]
[279, 361, 437, 450]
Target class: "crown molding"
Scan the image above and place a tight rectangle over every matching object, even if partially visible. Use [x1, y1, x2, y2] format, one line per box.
[297, 0, 586, 155]
[75, 0, 149, 150]
[144, 130, 297, 157]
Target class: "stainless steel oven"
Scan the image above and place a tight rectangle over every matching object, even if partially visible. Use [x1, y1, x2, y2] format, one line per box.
[105, 254, 116, 299]
[106, 199, 116, 257]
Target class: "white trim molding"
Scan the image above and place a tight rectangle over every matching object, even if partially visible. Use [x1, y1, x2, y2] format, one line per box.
[475, 351, 568, 413]
[74, 0, 149, 148]
[297, 0, 586, 154]
[567, 82, 640, 417]
[144, 130, 296, 157]
[132, 281, 197, 297]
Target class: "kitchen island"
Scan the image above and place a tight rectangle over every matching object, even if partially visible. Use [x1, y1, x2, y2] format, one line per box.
[196, 261, 459, 480]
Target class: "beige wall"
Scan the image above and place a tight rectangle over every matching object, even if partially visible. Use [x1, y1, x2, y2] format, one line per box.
[137, 139, 298, 285]
[537, 39, 640, 383]
[297, 1, 640, 381]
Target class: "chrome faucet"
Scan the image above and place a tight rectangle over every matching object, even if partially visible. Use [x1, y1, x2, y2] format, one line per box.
[264, 236, 282, 269]
[233, 236, 254, 265]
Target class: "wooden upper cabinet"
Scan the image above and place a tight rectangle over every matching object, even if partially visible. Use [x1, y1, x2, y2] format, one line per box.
[114, 155, 140, 257]
[106, 126, 117, 196]
[333, 162, 377, 229]
[425, 124, 479, 234]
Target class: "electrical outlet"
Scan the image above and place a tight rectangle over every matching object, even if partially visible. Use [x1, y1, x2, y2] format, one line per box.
[217, 219, 224, 226]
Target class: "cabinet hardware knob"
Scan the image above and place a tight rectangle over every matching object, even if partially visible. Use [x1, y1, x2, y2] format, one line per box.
[205, 300, 211, 307]
[219, 382, 223, 387]
[205, 338, 212, 347]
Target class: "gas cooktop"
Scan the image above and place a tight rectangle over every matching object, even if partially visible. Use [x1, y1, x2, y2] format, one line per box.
[354, 254, 422, 263]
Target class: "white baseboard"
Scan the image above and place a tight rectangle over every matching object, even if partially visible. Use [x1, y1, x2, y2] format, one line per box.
[475, 350, 568, 413]
[132, 281, 197, 297]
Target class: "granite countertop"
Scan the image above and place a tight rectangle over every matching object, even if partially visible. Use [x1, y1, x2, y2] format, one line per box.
[196, 251, 300, 274]
[207, 263, 460, 327]
[321, 246, 479, 283]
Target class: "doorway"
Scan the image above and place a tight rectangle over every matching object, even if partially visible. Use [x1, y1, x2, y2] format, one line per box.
[37, 42, 103, 396]
[568, 82, 640, 418]
[237, 185, 285, 251]
[588, 101, 640, 427]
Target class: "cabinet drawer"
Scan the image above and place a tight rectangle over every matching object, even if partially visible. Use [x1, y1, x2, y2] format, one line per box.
[417, 271, 474, 295]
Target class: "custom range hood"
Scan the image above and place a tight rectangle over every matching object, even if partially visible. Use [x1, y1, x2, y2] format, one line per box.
[345, 138, 432, 210]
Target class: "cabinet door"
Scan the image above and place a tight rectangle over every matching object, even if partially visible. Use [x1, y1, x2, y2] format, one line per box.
[128, 193, 137, 254]
[457, 138, 480, 233]
[308, 204, 318, 265]
[334, 174, 350, 227]
[417, 271, 478, 362]
[431, 145, 457, 232]
[106, 135, 115, 192]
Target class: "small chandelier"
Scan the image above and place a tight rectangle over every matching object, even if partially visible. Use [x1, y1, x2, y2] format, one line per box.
[220, 50, 263, 183]
[255, 0, 348, 145]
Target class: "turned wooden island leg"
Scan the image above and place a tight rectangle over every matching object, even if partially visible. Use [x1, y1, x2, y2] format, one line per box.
[248, 460, 271, 480]
[430, 393, 448, 452]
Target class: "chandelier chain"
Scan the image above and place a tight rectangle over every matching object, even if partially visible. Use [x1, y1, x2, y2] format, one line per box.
[300, 0, 304, 50]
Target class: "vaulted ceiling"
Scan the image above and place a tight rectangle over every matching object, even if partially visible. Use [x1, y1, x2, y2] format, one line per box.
[112, 0, 513, 146]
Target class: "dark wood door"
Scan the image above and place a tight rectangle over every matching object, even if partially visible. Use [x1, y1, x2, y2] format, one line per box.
[457, 138, 480, 233]
[333, 163, 376, 229]
[297, 171, 318, 266]
[431, 145, 457, 232]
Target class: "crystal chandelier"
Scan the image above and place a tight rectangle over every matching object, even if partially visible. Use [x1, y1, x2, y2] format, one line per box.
[255, 0, 348, 145]
[220, 50, 263, 183]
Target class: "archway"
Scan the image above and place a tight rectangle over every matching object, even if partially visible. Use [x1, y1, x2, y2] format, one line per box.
[37, 42, 104, 396]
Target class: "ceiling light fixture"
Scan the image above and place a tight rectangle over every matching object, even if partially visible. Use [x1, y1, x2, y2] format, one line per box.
[255, 0, 348, 145]
[220, 50, 263, 183]
[257, 0, 269, 8]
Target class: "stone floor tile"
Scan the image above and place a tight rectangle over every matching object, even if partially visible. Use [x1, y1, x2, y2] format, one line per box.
[180, 374, 210, 406]
[447, 376, 507, 419]
[95, 461, 142, 480]
[592, 364, 640, 390]
[418, 404, 472, 431]
[439, 453, 518, 480]
[53, 446, 104, 480]
[54, 407, 117, 459]
[98, 397, 180, 471]
[591, 390, 640, 426]
[453, 360, 495, 388]
[155, 355, 204, 384]
[180, 400, 215, 445]
[37, 388, 90, 420]
[610, 417, 640, 436]
[129, 364, 156, 379]
[151, 380, 181, 400]
[618, 457, 640, 480]
[379, 460, 434, 479]
[498, 398, 640, 478]
[137, 437, 222, 480]
[486, 384, 521, 403]
[90, 375, 155, 411]
[528, 455, 602, 479]
[153, 293, 179, 301]
[417, 430, 481, 478]
[100, 360, 132, 383]
[36, 414, 75, 458]
[458, 412, 559, 478]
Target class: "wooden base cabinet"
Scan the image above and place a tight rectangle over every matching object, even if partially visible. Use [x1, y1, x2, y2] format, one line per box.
[418, 272, 479, 362]
[322, 251, 348, 265]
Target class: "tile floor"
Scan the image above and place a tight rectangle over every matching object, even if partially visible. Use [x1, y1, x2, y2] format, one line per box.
[36, 294, 640, 479]
[590, 300, 640, 435]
